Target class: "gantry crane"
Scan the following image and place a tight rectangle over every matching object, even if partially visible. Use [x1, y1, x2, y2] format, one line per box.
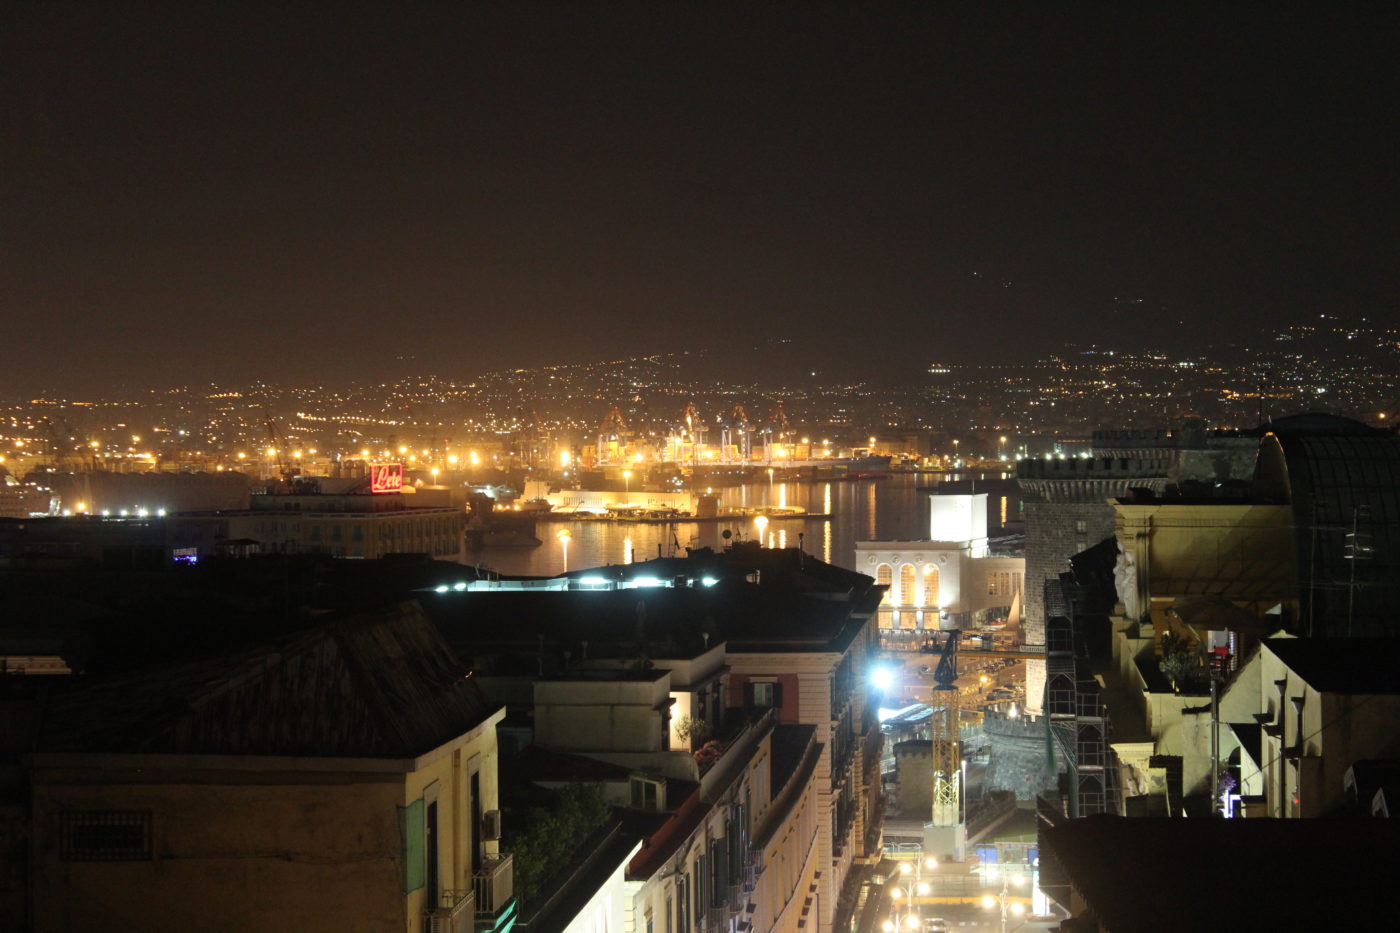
[721, 405, 751, 462]
[682, 401, 705, 465]
[596, 405, 628, 465]
[764, 402, 793, 462]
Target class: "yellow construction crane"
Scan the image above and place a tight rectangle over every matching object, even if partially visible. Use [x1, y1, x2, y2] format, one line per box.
[929, 631, 962, 832]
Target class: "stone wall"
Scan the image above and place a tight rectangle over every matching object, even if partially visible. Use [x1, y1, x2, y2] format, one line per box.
[893, 739, 932, 816]
[982, 715, 1063, 800]
[1017, 458, 1169, 714]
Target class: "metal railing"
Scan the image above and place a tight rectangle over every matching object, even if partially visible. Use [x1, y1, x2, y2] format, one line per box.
[473, 854, 514, 915]
[424, 889, 476, 933]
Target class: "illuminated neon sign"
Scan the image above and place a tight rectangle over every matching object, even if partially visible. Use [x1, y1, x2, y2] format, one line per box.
[370, 462, 404, 494]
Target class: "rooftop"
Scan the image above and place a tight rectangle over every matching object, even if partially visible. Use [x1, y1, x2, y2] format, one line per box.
[1044, 814, 1400, 933]
[1266, 638, 1400, 694]
[36, 600, 495, 759]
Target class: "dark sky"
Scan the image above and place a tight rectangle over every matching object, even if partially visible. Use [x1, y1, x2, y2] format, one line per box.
[4, 2, 1397, 394]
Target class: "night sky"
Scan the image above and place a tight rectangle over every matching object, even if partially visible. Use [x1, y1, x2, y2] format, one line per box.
[4, 3, 1397, 394]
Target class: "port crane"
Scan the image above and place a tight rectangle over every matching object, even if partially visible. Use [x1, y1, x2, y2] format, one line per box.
[595, 406, 628, 465]
[721, 405, 752, 462]
[763, 403, 793, 462]
[682, 402, 706, 466]
[262, 411, 301, 483]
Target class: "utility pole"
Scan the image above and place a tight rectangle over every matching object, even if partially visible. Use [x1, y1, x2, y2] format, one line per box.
[1209, 646, 1229, 815]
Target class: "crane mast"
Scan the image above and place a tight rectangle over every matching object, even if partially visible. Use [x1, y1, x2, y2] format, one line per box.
[925, 631, 966, 858]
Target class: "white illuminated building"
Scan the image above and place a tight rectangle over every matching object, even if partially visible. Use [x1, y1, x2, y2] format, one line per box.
[856, 493, 1024, 634]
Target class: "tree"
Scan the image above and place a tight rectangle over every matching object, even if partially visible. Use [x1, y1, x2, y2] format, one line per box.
[504, 783, 611, 909]
[673, 714, 712, 748]
[1158, 631, 1209, 693]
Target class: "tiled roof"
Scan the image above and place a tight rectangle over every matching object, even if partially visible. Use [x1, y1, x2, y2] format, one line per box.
[39, 600, 494, 758]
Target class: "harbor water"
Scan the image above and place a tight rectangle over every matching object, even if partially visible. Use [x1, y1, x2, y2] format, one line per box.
[468, 472, 1013, 577]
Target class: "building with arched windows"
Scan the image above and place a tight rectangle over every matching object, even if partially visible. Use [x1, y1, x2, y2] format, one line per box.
[855, 494, 1024, 636]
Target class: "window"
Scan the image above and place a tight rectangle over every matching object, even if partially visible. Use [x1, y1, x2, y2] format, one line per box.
[899, 564, 916, 605]
[876, 565, 892, 603]
[748, 680, 781, 709]
[696, 853, 707, 920]
[1075, 519, 1087, 534]
[631, 775, 665, 810]
[923, 565, 940, 606]
[60, 810, 152, 861]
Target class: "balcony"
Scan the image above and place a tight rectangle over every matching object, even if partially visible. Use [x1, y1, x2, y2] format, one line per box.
[473, 854, 514, 917]
[424, 889, 475, 933]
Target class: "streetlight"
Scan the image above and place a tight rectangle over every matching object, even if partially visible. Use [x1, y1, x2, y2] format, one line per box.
[981, 867, 1026, 933]
[887, 880, 923, 933]
[754, 513, 769, 545]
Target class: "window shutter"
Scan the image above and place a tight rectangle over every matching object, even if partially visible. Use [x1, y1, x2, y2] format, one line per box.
[399, 799, 425, 893]
[713, 838, 728, 907]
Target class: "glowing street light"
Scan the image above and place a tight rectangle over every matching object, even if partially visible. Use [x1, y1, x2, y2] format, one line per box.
[754, 513, 769, 543]
[981, 865, 1026, 933]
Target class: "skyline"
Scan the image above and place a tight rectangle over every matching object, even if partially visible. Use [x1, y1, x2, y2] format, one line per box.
[5, 4, 1398, 394]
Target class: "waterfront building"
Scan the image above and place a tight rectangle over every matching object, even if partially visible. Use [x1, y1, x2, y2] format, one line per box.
[855, 493, 1025, 637]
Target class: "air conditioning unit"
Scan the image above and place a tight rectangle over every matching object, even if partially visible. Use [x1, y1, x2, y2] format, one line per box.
[481, 809, 502, 841]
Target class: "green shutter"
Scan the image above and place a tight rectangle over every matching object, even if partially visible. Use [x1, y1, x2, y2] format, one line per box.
[400, 798, 425, 893]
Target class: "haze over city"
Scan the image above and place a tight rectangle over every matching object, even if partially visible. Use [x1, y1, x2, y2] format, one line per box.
[5, 3, 1397, 393]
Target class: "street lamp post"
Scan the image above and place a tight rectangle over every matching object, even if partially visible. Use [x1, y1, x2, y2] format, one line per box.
[981, 868, 1026, 933]
[885, 886, 922, 933]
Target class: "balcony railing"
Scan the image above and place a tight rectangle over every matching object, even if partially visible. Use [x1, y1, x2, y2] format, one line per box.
[424, 889, 475, 933]
[473, 854, 514, 916]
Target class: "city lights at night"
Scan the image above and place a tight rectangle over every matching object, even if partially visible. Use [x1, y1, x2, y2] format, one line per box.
[2, 4, 1397, 932]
